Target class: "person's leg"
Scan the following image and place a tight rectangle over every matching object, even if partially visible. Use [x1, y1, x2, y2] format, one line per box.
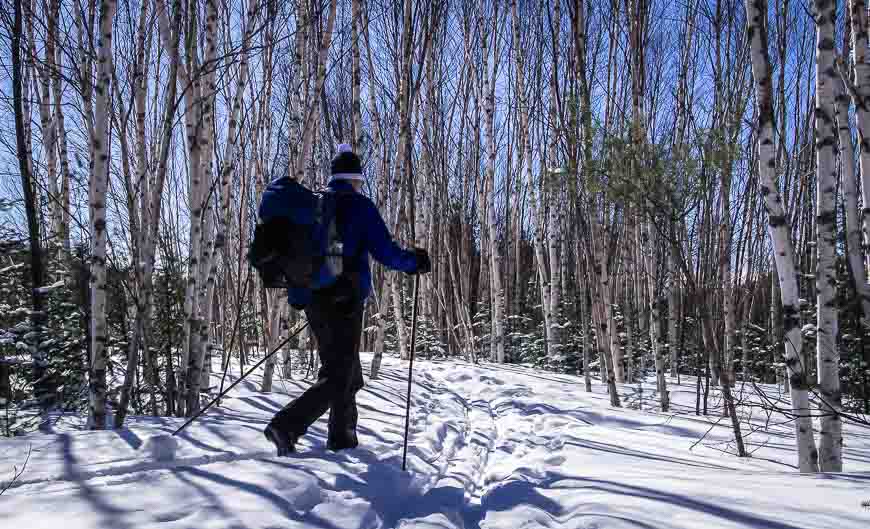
[327, 305, 364, 449]
[348, 339, 364, 440]
[269, 298, 339, 441]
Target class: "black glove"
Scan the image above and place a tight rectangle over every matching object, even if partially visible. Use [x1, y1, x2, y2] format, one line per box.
[412, 248, 432, 275]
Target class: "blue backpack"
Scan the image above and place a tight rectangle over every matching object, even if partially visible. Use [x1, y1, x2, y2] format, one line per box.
[248, 177, 347, 293]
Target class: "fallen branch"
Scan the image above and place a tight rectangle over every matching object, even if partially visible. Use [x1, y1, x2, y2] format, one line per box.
[0, 444, 32, 496]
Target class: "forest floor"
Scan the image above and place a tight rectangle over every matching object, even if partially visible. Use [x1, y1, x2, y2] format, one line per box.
[2, 354, 870, 529]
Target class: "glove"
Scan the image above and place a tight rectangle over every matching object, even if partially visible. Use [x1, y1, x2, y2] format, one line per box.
[412, 248, 432, 275]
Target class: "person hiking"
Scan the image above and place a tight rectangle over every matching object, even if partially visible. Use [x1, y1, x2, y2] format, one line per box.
[263, 143, 431, 455]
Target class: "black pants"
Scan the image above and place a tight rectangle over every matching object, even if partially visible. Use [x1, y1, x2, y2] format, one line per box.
[271, 289, 364, 447]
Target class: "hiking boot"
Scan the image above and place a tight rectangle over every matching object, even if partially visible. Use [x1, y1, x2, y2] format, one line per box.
[327, 431, 358, 452]
[264, 423, 297, 456]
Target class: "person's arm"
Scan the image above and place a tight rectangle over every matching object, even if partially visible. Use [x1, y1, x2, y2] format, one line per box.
[363, 200, 418, 273]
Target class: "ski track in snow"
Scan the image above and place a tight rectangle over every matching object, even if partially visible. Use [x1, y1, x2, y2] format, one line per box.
[2, 355, 870, 529]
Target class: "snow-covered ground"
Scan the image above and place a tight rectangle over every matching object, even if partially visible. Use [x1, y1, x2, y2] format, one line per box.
[2, 354, 869, 528]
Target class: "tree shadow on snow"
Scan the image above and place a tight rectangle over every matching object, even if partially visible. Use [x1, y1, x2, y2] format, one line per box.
[360, 386, 408, 410]
[561, 438, 736, 471]
[810, 471, 870, 484]
[173, 464, 343, 529]
[490, 364, 587, 385]
[261, 454, 489, 528]
[556, 475, 836, 529]
[113, 427, 143, 450]
[59, 433, 136, 529]
[506, 399, 702, 440]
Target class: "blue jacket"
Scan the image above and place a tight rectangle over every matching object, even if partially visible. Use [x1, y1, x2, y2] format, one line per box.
[280, 180, 418, 306]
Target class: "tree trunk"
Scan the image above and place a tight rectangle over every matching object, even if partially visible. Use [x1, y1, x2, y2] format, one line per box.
[546, 0, 563, 364]
[351, 0, 363, 149]
[744, 0, 819, 472]
[847, 0, 870, 266]
[837, 57, 870, 331]
[483, 3, 505, 363]
[86, 0, 117, 429]
[668, 246, 680, 377]
[589, 220, 621, 407]
[814, 0, 842, 472]
[11, 0, 48, 418]
[583, 289, 592, 392]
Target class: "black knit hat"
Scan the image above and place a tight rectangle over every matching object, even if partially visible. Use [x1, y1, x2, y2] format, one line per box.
[330, 144, 363, 182]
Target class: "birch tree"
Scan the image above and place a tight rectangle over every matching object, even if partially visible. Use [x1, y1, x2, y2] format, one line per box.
[846, 0, 870, 258]
[87, 0, 117, 429]
[546, 0, 564, 363]
[484, 0, 506, 363]
[813, 0, 842, 472]
[190, 0, 262, 411]
[744, 0, 819, 472]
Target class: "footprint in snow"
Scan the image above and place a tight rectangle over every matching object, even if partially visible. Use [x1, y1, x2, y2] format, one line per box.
[479, 375, 505, 386]
[545, 454, 567, 466]
[496, 440, 518, 454]
[152, 508, 196, 523]
[546, 437, 565, 451]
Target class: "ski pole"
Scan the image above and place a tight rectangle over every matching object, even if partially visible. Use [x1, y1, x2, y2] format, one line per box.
[172, 321, 309, 436]
[402, 274, 421, 471]
[215, 272, 253, 406]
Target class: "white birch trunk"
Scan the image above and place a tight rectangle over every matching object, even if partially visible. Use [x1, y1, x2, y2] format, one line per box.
[191, 0, 261, 410]
[624, 280, 635, 383]
[390, 0, 415, 360]
[835, 63, 870, 336]
[351, 0, 363, 150]
[588, 217, 621, 406]
[483, 3, 505, 363]
[668, 246, 680, 377]
[582, 288, 592, 392]
[292, 0, 337, 182]
[546, 0, 563, 362]
[720, 174, 736, 388]
[25, 4, 58, 243]
[645, 218, 668, 410]
[744, 0, 819, 472]
[535, 225, 552, 356]
[814, 0, 842, 472]
[115, 0, 151, 426]
[262, 292, 284, 393]
[178, 0, 215, 416]
[178, 39, 205, 415]
[87, 0, 116, 430]
[185, 0, 223, 414]
[847, 0, 870, 266]
[363, 2, 389, 377]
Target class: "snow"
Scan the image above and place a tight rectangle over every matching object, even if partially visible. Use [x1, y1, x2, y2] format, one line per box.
[144, 434, 179, 462]
[0, 263, 24, 275]
[2, 355, 870, 528]
[35, 280, 65, 294]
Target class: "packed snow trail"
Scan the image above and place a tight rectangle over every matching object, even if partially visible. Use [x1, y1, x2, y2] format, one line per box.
[2, 355, 870, 529]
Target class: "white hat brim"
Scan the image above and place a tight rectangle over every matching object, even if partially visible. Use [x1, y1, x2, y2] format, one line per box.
[330, 173, 365, 181]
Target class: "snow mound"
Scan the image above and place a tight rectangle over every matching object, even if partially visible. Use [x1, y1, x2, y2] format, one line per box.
[143, 433, 178, 462]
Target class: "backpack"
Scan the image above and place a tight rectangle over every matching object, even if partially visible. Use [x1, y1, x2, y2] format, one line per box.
[247, 176, 348, 291]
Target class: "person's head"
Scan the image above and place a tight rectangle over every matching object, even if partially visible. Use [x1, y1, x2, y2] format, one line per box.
[330, 143, 364, 192]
